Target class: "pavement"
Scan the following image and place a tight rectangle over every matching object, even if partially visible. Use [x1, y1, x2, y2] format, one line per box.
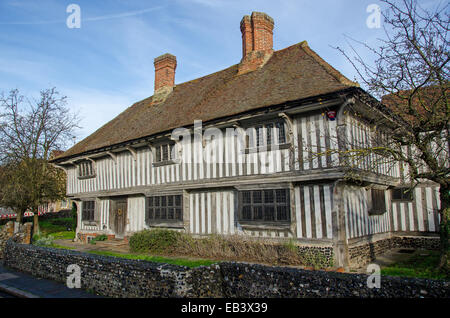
[0, 263, 102, 298]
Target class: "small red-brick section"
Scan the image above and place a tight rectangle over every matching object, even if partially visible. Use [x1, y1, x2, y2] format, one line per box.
[153, 53, 177, 93]
[240, 16, 253, 57]
[250, 12, 274, 53]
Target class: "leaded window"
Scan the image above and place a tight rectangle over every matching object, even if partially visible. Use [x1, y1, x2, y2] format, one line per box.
[276, 122, 286, 144]
[78, 161, 95, 178]
[82, 201, 95, 221]
[369, 189, 386, 215]
[154, 143, 176, 163]
[240, 189, 290, 222]
[253, 122, 287, 148]
[392, 188, 413, 201]
[146, 194, 183, 223]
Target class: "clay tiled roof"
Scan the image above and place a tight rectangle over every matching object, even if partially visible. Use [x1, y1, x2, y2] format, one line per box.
[381, 83, 449, 127]
[55, 41, 358, 161]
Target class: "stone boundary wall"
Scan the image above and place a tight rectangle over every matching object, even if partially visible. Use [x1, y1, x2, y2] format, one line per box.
[3, 240, 449, 298]
[297, 245, 334, 268]
[348, 236, 441, 268]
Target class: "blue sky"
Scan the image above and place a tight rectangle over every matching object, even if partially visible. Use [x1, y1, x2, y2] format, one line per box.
[0, 0, 438, 144]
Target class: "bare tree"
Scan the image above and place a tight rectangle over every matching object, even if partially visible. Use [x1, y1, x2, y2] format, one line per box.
[334, 0, 449, 270]
[0, 88, 79, 234]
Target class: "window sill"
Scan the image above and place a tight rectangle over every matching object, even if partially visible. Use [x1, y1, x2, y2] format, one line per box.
[244, 143, 291, 154]
[152, 159, 180, 167]
[82, 221, 98, 226]
[147, 221, 184, 229]
[368, 210, 387, 216]
[78, 175, 96, 180]
[239, 221, 291, 231]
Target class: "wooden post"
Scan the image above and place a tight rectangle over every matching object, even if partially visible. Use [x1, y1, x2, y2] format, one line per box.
[332, 180, 350, 269]
[33, 212, 40, 236]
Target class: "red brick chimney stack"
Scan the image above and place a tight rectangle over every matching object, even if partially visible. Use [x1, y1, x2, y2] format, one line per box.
[250, 12, 274, 53]
[154, 53, 177, 93]
[238, 12, 274, 75]
[240, 15, 253, 57]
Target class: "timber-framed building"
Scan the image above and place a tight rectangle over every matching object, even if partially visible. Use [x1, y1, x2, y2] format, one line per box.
[52, 12, 441, 268]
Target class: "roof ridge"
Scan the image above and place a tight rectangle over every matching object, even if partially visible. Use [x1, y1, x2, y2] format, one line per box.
[144, 41, 325, 104]
[149, 42, 305, 108]
[156, 41, 307, 94]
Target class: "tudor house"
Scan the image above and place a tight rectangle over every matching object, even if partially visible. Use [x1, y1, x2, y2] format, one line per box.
[52, 12, 442, 268]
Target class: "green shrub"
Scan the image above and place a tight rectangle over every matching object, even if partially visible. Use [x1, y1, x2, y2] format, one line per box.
[129, 229, 182, 254]
[33, 235, 54, 247]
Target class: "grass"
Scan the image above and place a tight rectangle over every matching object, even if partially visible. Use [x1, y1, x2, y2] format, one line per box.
[36, 217, 76, 240]
[39, 218, 76, 235]
[39, 241, 215, 267]
[50, 243, 77, 250]
[48, 231, 76, 240]
[87, 250, 217, 268]
[32, 217, 76, 249]
[381, 250, 449, 280]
